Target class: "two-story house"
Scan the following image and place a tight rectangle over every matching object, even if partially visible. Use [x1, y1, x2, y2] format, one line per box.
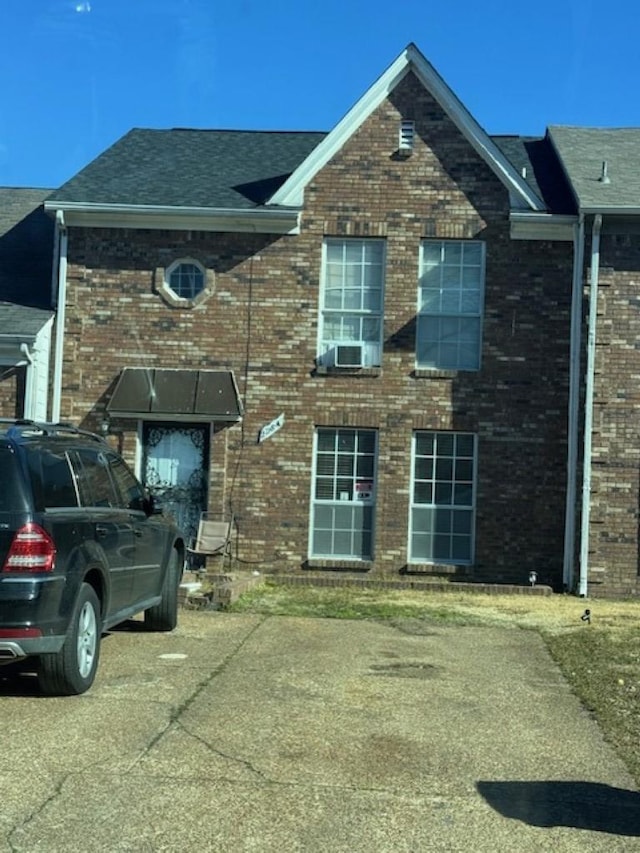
[5, 44, 640, 596]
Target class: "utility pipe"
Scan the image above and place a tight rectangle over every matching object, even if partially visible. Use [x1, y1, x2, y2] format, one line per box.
[579, 214, 603, 597]
[19, 342, 34, 420]
[51, 210, 68, 423]
[563, 215, 585, 591]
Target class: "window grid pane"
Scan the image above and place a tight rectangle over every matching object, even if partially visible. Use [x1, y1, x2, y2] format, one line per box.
[311, 428, 377, 559]
[409, 430, 475, 565]
[168, 262, 205, 300]
[319, 239, 385, 367]
[417, 240, 484, 371]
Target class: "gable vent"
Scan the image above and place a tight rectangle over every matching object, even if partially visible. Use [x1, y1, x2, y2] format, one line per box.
[399, 120, 415, 152]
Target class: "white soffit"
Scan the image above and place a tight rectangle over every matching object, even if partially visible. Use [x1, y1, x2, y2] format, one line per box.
[269, 43, 546, 212]
[510, 212, 576, 241]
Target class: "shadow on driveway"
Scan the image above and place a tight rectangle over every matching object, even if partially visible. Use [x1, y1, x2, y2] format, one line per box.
[477, 780, 640, 836]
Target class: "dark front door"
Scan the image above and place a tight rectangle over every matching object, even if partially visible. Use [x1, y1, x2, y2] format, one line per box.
[141, 423, 209, 546]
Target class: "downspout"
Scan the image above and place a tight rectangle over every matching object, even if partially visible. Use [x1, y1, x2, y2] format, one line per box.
[51, 210, 68, 423]
[50, 215, 60, 307]
[579, 213, 603, 597]
[19, 343, 34, 420]
[563, 214, 585, 591]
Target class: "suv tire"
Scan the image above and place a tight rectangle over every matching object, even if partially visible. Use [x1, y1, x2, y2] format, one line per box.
[39, 583, 102, 696]
[144, 549, 180, 632]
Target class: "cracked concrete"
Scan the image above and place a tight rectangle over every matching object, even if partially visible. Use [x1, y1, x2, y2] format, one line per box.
[0, 611, 638, 851]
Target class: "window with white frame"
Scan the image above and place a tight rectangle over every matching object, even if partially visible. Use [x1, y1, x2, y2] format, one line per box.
[409, 431, 476, 564]
[311, 428, 377, 559]
[164, 259, 205, 300]
[417, 241, 485, 370]
[318, 239, 385, 368]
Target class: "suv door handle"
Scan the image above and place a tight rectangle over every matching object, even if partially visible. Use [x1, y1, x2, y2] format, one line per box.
[133, 527, 142, 537]
[95, 525, 108, 538]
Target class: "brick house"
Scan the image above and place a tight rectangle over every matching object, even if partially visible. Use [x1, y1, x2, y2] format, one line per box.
[5, 44, 639, 596]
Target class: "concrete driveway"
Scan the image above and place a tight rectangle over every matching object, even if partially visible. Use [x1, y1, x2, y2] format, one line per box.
[0, 611, 638, 852]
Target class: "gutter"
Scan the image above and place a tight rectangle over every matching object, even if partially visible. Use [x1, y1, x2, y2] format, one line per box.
[51, 211, 68, 423]
[562, 215, 585, 590]
[43, 201, 302, 234]
[578, 213, 603, 597]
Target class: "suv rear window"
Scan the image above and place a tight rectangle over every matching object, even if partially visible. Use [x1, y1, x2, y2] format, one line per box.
[0, 446, 28, 512]
[25, 447, 79, 509]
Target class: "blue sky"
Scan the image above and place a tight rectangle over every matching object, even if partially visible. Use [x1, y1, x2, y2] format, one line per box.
[1, 0, 638, 188]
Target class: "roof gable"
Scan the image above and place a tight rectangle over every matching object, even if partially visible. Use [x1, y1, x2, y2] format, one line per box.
[269, 44, 545, 212]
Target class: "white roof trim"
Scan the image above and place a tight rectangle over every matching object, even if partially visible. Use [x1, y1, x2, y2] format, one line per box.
[43, 202, 301, 234]
[269, 43, 546, 212]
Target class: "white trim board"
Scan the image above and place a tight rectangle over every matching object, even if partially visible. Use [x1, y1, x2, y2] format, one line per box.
[269, 43, 545, 213]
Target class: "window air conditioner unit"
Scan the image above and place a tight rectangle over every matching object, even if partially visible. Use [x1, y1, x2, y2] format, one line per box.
[335, 343, 365, 368]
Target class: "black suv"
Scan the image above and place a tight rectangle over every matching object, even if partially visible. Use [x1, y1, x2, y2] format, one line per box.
[0, 420, 185, 695]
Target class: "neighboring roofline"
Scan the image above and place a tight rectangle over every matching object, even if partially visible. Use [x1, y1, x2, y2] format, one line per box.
[269, 43, 546, 212]
[0, 314, 55, 344]
[43, 201, 301, 234]
[510, 212, 577, 241]
[580, 205, 640, 215]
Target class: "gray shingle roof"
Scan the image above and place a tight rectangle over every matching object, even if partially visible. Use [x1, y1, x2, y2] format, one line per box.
[549, 126, 640, 211]
[48, 126, 574, 215]
[0, 301, 53, 337]
[48, 129, 329, 209]
[0, 187, 54, 313]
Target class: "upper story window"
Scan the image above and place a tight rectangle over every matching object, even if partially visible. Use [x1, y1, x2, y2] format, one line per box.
[165, 260, 205, 300]
[318, 239, 385, 369]
[417, 241, 485, 371]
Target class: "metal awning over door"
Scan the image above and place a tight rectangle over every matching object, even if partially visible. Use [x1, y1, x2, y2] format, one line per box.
[107, 368, 243, 422]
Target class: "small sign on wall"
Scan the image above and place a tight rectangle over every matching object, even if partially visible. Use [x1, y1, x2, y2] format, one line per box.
[258, 413, 285, 444]
[355, 480, 374, 501]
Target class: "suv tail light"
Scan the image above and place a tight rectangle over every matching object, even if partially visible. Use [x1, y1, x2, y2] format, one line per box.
[2, 523, 56, 573]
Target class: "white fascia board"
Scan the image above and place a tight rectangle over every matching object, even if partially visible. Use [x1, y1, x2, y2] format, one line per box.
[510, 212, 577, 241]
[270, 44, 546, 213]
[43, 202, 301, 234]
[581, 205, 640, 215]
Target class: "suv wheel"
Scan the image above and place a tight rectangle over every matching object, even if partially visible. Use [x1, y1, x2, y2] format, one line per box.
[144, 549, 180, 631]
[39, 583, 101, 696]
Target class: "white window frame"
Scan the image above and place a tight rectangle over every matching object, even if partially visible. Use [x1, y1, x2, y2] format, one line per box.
[416, 240, 485, 371]
[164, 259, 206, 301]
[309, 428, 378, 560]
[317, 238, 385, 368]
[408, 431, 477, 565]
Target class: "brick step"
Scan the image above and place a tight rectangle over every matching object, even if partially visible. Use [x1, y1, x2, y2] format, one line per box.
[180, 570, 263, 610]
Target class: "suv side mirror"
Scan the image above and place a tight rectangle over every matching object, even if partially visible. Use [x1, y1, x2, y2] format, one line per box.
[145, 493, 164, 516]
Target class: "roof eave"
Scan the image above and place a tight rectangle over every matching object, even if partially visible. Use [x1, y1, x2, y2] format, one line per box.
[510, 212, 577, 241]
[43, 201, 301, 234]
[580, 205, 640, 216]
[269, 43, 546, 212]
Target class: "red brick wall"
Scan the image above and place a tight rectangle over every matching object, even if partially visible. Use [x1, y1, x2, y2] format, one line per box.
[59, 73, 575, 588]
[0, 367, 25, 419]
[586, 232, 640, 596]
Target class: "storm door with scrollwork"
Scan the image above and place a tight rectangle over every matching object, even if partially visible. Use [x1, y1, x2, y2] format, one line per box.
[142, 423, 209, 545]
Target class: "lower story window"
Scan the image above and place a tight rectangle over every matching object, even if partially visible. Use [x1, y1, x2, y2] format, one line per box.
[409, 431, 476, 564]
[311, 428, 377, 559]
